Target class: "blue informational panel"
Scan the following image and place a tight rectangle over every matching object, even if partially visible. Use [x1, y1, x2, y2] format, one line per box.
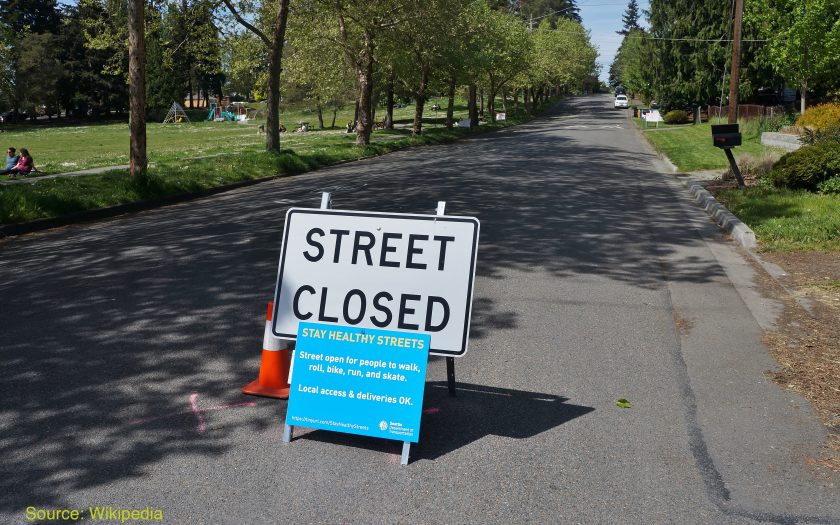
[286, 322, 430, 443]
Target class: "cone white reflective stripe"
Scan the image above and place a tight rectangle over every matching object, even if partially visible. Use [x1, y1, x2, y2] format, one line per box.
[263, 320, 286, 351]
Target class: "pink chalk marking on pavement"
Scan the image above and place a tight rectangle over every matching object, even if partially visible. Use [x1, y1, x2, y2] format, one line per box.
[422, 407, 441, 415]
[190, 393, 207, 433]
[128, 394, 257, 431]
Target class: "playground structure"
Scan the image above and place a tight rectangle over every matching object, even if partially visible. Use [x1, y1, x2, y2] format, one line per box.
[206, 102, 238, 121]
[206, 99, 259, 123]
[162, 102, 190, 124]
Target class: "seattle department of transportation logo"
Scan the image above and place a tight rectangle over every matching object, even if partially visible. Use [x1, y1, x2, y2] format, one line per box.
[379, 421, 388, 431]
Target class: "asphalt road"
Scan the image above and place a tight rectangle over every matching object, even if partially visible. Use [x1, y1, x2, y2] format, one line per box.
[1, 95, 838, 524]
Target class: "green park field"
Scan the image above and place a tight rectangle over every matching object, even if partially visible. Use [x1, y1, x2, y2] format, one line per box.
[0, 99, 466, 175]
[0, 97, 535, 225]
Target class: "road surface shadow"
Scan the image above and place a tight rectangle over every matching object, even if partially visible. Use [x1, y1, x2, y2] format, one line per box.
[0, 96, 719, 511]
[283, 381, 593, 463]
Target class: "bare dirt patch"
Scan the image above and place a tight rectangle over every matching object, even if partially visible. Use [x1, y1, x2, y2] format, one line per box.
[752, 251, 840, 473]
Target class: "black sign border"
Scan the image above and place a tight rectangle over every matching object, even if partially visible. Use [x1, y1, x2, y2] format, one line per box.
[271, 208, 480, 357]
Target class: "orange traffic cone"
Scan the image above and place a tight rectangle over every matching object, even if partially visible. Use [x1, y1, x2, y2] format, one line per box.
[242, 301, 291, 399]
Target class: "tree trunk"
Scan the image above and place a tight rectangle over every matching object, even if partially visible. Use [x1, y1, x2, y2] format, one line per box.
[445, 75, 456, 128]
[513, 89, 519, 114]
[127, 0, 146, 177]
[264, 0, 290, 153]
[331, 108, 337, 128]
[800, 79, 807, 115]
[488, 89, 496, 122]
[355, 31, 374, 146]
[501, 88, 507, 112]
[468, 83, 478, 128]
[412, 66, 428, 136]
[316, 102, 324, 129]
[479, 90, 484, 115]
[386, 74, 395, 129]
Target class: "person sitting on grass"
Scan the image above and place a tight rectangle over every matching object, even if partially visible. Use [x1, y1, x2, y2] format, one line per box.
[7, 148, 34, 177]
[0, 147, 19, 175]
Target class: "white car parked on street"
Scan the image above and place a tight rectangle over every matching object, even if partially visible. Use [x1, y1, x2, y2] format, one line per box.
[614, 95, 629, 109]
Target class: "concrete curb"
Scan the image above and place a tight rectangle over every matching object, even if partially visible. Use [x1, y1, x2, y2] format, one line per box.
[629, 116, 758, 251]
[677, 177, 757, 249]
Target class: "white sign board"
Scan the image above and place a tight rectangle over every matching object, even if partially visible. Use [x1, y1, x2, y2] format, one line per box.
[496, 112, 506, 121]
[272, 209, 480, 357]
[644, 110, 663, 122]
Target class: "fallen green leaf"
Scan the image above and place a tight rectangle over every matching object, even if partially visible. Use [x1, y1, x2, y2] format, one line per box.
[616, 398, 632, 409]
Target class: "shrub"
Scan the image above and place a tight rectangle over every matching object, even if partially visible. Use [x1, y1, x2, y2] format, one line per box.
[758, 111, 798, 133]
[796, 103, 840, 130]
[724, 152, 782, 181]
[664, 110, 689, 124]
[769, 142, 840, 191]
[801, 124, 840, 146]
[817, 176, 840, 195]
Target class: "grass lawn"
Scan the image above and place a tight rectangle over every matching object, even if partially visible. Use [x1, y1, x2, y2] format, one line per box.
[0, 96, 546, 225]
[715, 186, 840, 251]
[0, 97, 471, 175]
[634, 117, 780, 172]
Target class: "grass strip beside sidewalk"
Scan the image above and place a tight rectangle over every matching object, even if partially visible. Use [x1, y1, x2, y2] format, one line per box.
[714, 187, 840, 252]
[634, 117, 773, 172]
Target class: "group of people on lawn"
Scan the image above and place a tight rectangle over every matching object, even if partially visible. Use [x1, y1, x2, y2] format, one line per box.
[1, 147, 34, 177]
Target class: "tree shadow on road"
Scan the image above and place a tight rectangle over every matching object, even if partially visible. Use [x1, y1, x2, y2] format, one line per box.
[0, 96, 722, 512]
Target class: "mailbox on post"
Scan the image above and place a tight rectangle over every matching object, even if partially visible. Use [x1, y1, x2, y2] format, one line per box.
[711, 124, 742, 148]
[711, 123, 745, 188]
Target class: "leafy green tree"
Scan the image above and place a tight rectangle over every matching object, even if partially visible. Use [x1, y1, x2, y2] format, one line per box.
[384, 0, 468, 135]
[609, 28, 649, 99]
[15, 32, 62, 115]
[223, 0, 290, 152]
[0, 0, 61, 114]
[475, 5, 532, 120]
[746, 0, 840, 113]
[170, 0, 224, 107]
[224, 30, 266, 101]
[0, 21, 13, 109]
[284, 2, 354, 129]
[57, 1, 127, 116]
[145, 9, 184, 116]
[328, 0, 418, 144]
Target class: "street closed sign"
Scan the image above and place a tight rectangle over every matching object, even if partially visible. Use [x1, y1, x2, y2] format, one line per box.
[271, 208, 480, 356]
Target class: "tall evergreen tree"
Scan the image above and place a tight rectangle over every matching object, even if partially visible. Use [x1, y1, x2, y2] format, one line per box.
[616, 0, 640, 36]
[514, 0, 581, 26]
[646, 0, 730, 108]
[0, 0, 61, 34]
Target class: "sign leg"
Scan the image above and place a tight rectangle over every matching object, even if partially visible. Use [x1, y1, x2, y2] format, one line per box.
[283, 424, 294, 443]
[446, 357, 456, 396]
[400, 442, 411, 465]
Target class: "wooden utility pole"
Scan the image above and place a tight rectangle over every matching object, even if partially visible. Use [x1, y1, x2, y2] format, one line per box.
[127, 0, 147, 177]
[727, 0, 744, 124]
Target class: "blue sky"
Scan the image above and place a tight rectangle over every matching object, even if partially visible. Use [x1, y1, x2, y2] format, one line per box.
[577, 0, 650, 82]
